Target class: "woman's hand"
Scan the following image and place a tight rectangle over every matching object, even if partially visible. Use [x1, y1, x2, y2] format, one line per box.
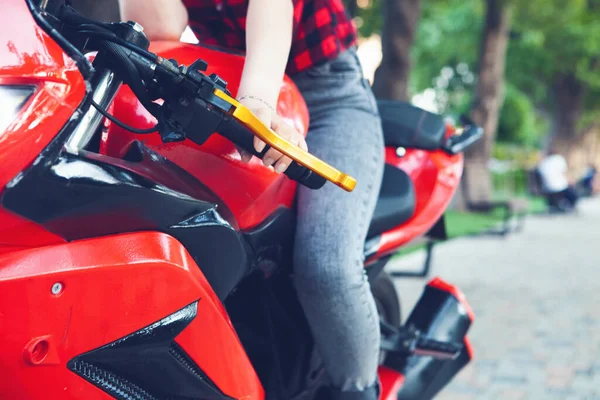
[234, 0, 297, 171]
[237, 99, 308, 174]
[266, 113, 309, 174]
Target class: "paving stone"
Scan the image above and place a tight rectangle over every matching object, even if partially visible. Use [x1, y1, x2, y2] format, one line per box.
[390, 199, 600, 400]
[492, 375, 527, 385]
[571, 376, 600, 394]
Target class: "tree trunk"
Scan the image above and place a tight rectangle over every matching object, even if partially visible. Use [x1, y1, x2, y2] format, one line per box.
[549, 72, 590, 180]
[371, 0, 421, 101]
[461, 0, 511, 206]
[69, 0, 120, 22]
[550, 73, 587, 155]
[346, 0, 358, 18]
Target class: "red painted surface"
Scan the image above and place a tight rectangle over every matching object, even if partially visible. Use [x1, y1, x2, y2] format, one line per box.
[0, 245, 30, 257]
[0, 208, 64, 249]
[378, 366, 404, 400]
[373, 144, 464, 259]
[428, 277, 475, 322]
[102, 42, 310, 230]
[0, 232, 264, 399]
[464, 337, 474, 359]
[0, 0, 85, 247]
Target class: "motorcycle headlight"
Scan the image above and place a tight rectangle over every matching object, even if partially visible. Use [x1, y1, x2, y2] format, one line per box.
[0, 85, 37, 133]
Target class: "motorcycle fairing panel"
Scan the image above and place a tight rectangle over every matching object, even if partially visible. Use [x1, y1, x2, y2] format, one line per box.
[0, 231, 264, 399]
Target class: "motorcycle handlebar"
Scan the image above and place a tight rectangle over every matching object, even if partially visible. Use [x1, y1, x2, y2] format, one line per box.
[442, 116, 484, 155]
[50, 7, 357, 192]
[212, 90, 357, 192]
[108, 36, 353, 191]
[217, 118, 327, 190]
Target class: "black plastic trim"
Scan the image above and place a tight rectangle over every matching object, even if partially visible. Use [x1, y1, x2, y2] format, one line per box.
[2, 142, 249, 300]
[70, 359, 159, 400]
[367, 164, 416, 239]
[225, 272, 325, 400]
[377, 100, 446, 151]
[366, 255, 391, 283]
[388, 286, 472, 400]
[426, 214, 447, 241]
[68, 301, 235, 399]
[243, 207, 296, 276]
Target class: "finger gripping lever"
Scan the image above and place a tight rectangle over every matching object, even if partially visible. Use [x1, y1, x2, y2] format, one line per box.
[213, 89, 357, 192]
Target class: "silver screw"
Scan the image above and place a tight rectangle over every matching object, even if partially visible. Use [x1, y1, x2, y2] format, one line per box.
[396, 147, 407, 157]
[131, 22, 144, 33]
[51, 282, 63, 295]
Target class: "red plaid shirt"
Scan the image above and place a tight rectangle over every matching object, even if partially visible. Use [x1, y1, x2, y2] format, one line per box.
[183, 0, 357, 75]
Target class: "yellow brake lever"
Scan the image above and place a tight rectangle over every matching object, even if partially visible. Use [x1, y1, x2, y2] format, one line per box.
[213, 89, 357, 192]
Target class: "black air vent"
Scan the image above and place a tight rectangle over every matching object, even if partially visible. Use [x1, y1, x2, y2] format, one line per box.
[68, 301, 235, 400]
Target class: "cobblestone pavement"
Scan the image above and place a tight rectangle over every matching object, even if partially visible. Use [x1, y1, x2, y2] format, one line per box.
[387, 199, 600, 400]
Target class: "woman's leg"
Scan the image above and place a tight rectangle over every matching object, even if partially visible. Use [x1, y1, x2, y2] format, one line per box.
[292, 49, 385, 398]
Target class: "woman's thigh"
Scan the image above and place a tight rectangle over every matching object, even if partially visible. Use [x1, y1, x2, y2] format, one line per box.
[292, 48, 384, 279]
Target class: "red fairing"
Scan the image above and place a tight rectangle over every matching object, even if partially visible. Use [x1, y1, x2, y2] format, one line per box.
[428, 277, 475, 322]
[0, 232, 264, 399]
[378, 366, 405, 400]
[464, 337, 474, 359]
[374, 144, 464, 258]
[0, 209, 65, 254]
[0, 0, 84, 249]
[101, 42, 310, 230]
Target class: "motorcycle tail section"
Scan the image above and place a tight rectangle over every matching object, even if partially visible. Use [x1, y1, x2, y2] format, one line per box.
[387, 278, 474, 400]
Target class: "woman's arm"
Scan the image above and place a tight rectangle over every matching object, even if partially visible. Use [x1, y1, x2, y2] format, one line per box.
[118, 0, 305, 173]
[237, 0, 293, 109]
[118, 0, 188, 41]
[237, 0, 307, 172]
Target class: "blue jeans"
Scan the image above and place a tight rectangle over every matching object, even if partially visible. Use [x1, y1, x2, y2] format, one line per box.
[291, 48, 384, 397]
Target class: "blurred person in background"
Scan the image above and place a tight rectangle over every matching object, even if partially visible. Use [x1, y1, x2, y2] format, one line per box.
[537, 148, 579, 210]
[577, 163, 598, 197]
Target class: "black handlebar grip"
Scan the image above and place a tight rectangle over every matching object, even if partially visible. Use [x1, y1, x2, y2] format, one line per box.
[442, 122, 484, 155]
[217, 119, 327, 190]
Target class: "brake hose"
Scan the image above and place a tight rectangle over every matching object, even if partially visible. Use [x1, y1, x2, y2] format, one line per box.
[24, 0, 94, 79]
[100, 41, 160, 117]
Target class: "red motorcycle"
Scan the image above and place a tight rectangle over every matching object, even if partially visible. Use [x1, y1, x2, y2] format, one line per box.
[0, 1, 482, 399]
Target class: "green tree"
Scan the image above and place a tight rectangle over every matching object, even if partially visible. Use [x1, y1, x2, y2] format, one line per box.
[347, 0, 423, 101]
[507, 0, 600, 155]
[410, 0, 482, 100]
[497, 83, 543, 147]
[408, 0, 600, 202]
[347, 0, 383, 37]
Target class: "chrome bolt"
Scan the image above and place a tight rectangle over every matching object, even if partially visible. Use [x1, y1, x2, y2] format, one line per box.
[127, 21, 144, 33]
[396, 147, 407, 157]
[51, 282, 63, 295]
[133, 22, 144, 33]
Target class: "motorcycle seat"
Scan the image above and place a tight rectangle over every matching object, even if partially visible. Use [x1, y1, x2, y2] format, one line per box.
[368, 164, 416, 238]
[378, 100, 446, 151]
